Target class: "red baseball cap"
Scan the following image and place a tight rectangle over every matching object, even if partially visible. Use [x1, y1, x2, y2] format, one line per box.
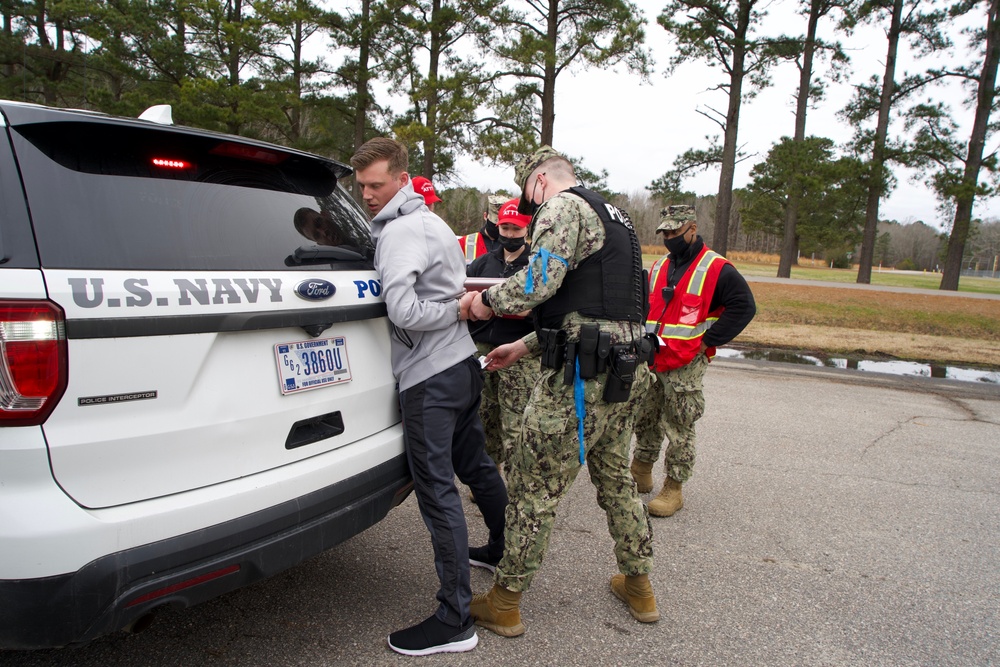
[498, 198, 531, 228]
[411, 176, 442, 205]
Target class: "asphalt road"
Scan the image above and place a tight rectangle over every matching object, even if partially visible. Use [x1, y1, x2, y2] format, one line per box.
[2, 359, 998, 667]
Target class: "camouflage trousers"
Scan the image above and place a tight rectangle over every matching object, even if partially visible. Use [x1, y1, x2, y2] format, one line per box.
[495, 359, 654, 593]
[633, 352, 708, 484]
[475, 342, 533, 468]
[475, 342, 502, 464]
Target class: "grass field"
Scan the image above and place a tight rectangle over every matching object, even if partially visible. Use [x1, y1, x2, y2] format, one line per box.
[641, 249, 1000, 369]
[732, 262, 1000, 294]
[642, 247, 1000, 295]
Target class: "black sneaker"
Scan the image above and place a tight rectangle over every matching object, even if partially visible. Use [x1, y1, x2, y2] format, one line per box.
[387, 615, 478, 656]
[469, 545, 501, 573]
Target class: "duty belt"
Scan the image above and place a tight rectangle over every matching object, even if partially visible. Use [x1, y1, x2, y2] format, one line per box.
[537, 324, 642, 462]
[538, 324, 642, 401]
[539, 324, 653, 378]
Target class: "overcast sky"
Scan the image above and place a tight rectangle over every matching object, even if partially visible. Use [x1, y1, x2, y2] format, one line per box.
[451, 0, 998, 230]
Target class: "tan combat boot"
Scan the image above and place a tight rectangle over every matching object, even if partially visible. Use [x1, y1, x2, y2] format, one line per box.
[470, 584, 525, 637]
[629, 458, 655, 493]
[610, 573, 660, 623]
[648, 478, 683, 517]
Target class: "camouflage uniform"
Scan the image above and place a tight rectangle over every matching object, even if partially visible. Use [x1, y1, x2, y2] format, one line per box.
[474, 340, 503, 464]
[486, 194, 507, 224]
[471, 194, 533, 467]
[633, 352, 707, 483]
[475, 342, 533, 467]
[484, 189, 654, 592]
[494, 355, 534, 468]
[632, 204, 754, 518]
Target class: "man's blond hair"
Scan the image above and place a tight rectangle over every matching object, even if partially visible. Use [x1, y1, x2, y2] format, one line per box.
[350, 137, 408, 175]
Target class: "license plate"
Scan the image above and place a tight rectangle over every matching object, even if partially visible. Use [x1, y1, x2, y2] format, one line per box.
[274, 336, 352, 395]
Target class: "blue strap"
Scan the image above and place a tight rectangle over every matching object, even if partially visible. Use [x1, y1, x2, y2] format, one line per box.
[574, 356, 586, 464]
[525, 248, 569, 294]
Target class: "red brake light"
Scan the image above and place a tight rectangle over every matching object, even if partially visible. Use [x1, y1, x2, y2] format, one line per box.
[151, 157, 192, 169]
[0, 301, 68, 426]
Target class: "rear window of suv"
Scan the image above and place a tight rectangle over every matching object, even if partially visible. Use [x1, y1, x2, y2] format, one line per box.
[10, 120, 374, 271]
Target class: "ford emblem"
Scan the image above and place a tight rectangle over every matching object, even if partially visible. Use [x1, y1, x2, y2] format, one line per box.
[294, 279, 336, 301]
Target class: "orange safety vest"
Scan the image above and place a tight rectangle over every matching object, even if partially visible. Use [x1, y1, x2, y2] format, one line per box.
[646, 246, 729, 372]
[456, 233, 489, 262]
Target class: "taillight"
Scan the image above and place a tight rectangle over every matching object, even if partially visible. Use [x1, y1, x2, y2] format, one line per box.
[0, 300, 68, 426]
[151, 157, 193, 170]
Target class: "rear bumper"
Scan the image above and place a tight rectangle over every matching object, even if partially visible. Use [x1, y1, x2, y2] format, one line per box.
[0, 453, 412, 650]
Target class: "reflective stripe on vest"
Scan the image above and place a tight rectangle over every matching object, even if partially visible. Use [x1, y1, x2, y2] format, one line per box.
[647, 250, 725, 340]
[653, 316, 720, 340]
[644, 255, 669, 335]
[648, 256, 667, 294]
[465, 233, 479, 261]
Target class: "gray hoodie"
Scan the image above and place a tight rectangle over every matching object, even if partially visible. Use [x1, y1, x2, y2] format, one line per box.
[370, 182, 475, 391]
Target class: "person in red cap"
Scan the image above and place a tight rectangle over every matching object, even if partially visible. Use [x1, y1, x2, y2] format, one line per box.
[464, 198, 534, 573]
[411, 175, 442, 211]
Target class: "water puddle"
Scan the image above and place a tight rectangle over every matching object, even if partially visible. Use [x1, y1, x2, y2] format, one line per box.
[715, 346, 1000, 385]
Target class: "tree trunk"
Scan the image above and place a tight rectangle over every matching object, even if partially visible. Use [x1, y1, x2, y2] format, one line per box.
[540, 0, 558, 145]
[422, 0, 442, 178]
[857, 0, 902, 284]
[352, 0, 372, 197]
[34, 0, 48, 50]
[714, 0, 753, 257]
[778, 0, 821, 278]
[225, 0, 244, 135]
[289, 12, 304, 144]
[940, 0, 1000, 290]
[176, 5, 186, 53]
[3, 7, 14, 79]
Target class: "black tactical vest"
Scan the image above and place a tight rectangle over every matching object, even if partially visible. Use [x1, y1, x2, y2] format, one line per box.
[533, 186, 646, 331]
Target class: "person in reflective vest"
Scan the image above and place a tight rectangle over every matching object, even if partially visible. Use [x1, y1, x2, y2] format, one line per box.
[457, 195, 504, 261]
[630, 204, 756, 518]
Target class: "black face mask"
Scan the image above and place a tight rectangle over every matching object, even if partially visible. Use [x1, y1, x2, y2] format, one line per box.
[518, 178, 542, 216]
[483, 219, 499, 239]
[664, 234, 690, 256]
[518, 199, 540, 216]
[499, 236, 526, 252]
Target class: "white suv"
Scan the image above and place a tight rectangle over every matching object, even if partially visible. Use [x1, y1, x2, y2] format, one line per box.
[0, 101, 410, 649]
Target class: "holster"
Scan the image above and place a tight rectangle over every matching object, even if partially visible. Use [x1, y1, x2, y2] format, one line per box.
[596, 332, 611, 373]
[640, 333, 659, 366]
[577, 323, 600, 379]
[539, 327, 567, 371]
[603, 344, 639, 403]
[563, 342, 577, 385]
